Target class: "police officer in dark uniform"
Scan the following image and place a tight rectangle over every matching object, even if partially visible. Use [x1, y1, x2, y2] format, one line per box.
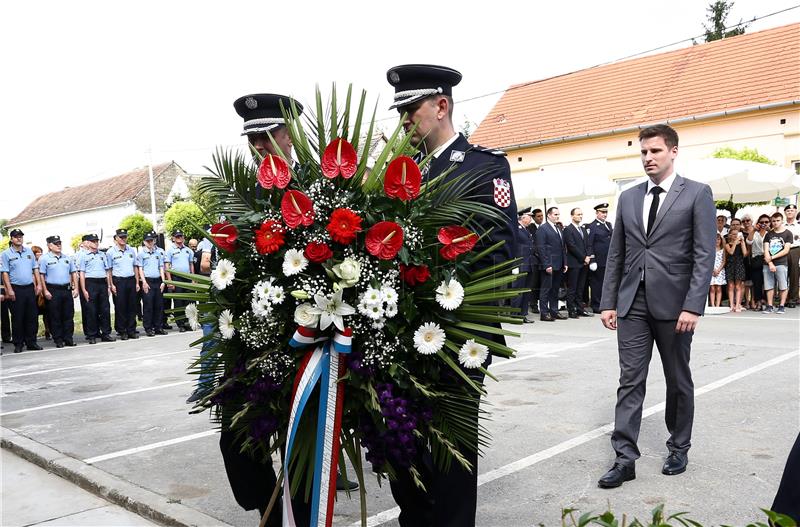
[107, 228, 139, 340]
[164, 230, 194, 332]
[386, 64, 518, 527]
[1, 229, 42, 352]
[585, 203, 613, 313]
[78, 233, 115, 344]
[39, 236, 78, 348]
[136, 231, 167, 337]
[511, 208, 536, 322]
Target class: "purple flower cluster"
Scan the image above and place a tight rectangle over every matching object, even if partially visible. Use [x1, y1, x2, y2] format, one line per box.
[246, 376, 281, 404]
[359, 383, 432, 471]
[345, 350, 375, 377]
[209, 362, 249, 405]
[249, 413, 279, 441]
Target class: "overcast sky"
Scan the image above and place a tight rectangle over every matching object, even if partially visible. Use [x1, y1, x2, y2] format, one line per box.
[1, 0, 798, 221]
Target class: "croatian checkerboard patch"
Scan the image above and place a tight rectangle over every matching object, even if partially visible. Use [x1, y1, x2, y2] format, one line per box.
[493, 178, 511, 208]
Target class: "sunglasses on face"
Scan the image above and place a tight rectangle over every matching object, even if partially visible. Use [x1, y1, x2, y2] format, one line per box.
[758, 221, 769, 225]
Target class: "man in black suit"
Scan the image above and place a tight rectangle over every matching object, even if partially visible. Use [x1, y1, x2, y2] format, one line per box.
[586, 203, 613, 312]
[511, 209, 536, 323]
[536, 207, 568, 321]
[563, 207, 593, 318]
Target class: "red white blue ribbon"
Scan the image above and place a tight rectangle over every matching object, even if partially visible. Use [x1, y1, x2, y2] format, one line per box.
[283, 326, 352, 527]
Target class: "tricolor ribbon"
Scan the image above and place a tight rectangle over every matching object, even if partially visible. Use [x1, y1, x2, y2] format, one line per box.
[283, 326, 352, 527]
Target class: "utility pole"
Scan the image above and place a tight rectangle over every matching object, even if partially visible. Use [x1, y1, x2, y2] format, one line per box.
[146, 147, 158, 232]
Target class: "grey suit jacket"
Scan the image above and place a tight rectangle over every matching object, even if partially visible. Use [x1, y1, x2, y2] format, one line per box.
[599, 174, 716, 319]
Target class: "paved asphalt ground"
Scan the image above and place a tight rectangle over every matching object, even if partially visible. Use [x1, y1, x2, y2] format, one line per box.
[1, 308, 798, 527]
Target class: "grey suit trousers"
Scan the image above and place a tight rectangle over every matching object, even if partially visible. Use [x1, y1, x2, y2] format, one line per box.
[612, 285, 694, 466]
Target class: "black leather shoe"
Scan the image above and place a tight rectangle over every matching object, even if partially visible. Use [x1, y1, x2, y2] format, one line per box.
[64, 341, 77, 347]
[540, 314, 555, 322]
[56, 341, 65, 348]
[162, 324, 173, 330]
[555, 313, 568, 320]
[128, 333, 139, 339]
[531, 306, 540, 314]
[580, 310, 594, 317]
[146, 330, 155, 337]
[569, 312, 579, 319]
[27, 343, 43, 351]
[155, 329, 167, 335]
[336, 474, 359, 491]
[662, 452, 688, 475]
[101, 335, 116, 342]
[523, 315, 537, 323]
[120, 333, 129, 341]
[186, 389, 209, 404]
[598, 463, 635, 488]
[179, 326, 186, 333]
[14, 345, 23, 353]
[88, 338, 97, 344]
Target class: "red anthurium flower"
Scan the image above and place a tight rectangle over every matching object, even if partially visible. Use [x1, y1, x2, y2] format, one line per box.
[210, 222, 239, 253]
[365, 221, 404, 260]
[399, 263, 430, 286]
[438, 225, 478, 260]
[384, 156, 421, 201]
[326, 208, 363, 244]
[257, 154, 291, 189]
[304, 242, 333, 263]
[254, 220, 286, 255]
[280, 190, 315, 229]
[321, 138, 357, 179]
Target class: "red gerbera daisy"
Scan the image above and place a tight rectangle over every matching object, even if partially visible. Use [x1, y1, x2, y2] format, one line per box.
[384, 156, 421, 201]
[280, 190, 315, 229]
[257, 154, 291, 190]
[209, 222, 239, 253]
[321, 138, 358, 179]
[254, 220, 286, 255]
[438, 225, 478, 260]
[365, 221, 404, 260]
[326, 208, 363, 244]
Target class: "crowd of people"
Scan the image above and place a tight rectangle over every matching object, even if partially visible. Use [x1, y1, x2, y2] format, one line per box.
[0, 227, 214, 353]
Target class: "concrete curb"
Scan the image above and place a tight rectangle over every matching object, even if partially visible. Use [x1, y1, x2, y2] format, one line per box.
[1, 426, 232, 527]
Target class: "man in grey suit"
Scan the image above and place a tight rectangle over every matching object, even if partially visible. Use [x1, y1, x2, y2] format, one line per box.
[597, 124, 715, 488]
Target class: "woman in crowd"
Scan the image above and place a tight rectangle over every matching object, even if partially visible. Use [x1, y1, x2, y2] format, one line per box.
[747, 214, 770, 311]
[725, 225, 748, 312]
[709, 233, 727, 307]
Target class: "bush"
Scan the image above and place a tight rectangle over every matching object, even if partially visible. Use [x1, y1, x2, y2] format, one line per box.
[70, 233, 84, 252]
[118, 212, 154, 247]
[560, 504, 796, 527]
[163, 201, 204, 241]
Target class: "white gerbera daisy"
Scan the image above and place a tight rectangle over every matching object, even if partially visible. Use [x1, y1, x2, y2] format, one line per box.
[363, 287, 382, 306]
[184, 303, 200, 331]
[384, 302, 398, 318]
[435, 279, 464, 311]
[364, 303, 385, 320]
[211, 259, 236, 290]
[218, 309, 236, 339]
[251, 297, 271, 318]
[282, 249, 308, 277]
[413, 322, 445, 355]
[458, 339, 488, 368]
[268, 285, 285, 304]
[255, 279, 273, 300]
[371, 318, 386, 329]
[380, 286, 398, 304]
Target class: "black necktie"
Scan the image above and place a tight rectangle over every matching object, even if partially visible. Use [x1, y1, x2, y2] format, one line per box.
[647, 186, 664, 236]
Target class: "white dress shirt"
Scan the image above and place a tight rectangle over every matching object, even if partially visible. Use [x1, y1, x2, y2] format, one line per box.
[431, 132, 460, 160]
[643, 171, 677, 232]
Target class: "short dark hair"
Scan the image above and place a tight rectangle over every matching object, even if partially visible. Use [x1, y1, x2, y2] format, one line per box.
[570, 207, 581, 216]
[771, 212, 784, 220]
[546, 206, 559, 216]
[532, 208, 543, 215]
[758, 214, 771, 223]
[638, 124, 679, 149]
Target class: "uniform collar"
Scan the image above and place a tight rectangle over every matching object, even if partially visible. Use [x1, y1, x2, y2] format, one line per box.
[431, 132, 460, 160]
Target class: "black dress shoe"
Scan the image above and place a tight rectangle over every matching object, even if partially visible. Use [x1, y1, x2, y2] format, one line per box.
[26, 343, 43, 351]
[540, 314, 555, 322]
[14, 345, 23, 353]
[155, 329, 167, 335]
[336, 474, 359, 491]
[662, 452, 688, 475]
[568, 312, 579, 319]
[120, 333, 129, 341]
[101, 335, 116, 342]
[65, 341, 77, 347]
[146, 330, 155, 337]
[128, 333, 139, 339]
[162, 324, 173, 330]
[580, 310, 594, 317]
[531, 307, 540, 314]
[598, 463, 636, 488]
[56, 341, 65, 348]
[88, 338, 97, 344]
[555, 313, 568, 320]
[179, 326, 186, 333]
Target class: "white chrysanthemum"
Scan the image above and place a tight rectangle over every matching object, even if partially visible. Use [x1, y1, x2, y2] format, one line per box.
[294, 302, 320, 328]
[269, 285, 285, 304]
[211, 259, 236, 290]
[413, 322, 445, 355]
[435, 279, 464, 311]
[218, 309, 236, 339]
[458, 339, 488, 368]
[371, 318, 386, 329]
[254, 278, 273, 300]
[384, 302, 398, 318]
[251, 297, 271, 318]
[363, 287, 382, 306]
[380, 286, 398, 304]
[184, 303, 200, 331]
[282, 249, 308, 276]
[364, 303, 385, 320]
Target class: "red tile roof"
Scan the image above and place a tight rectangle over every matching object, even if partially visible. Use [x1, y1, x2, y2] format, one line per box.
[8, 162, 177, 226]
[470, 23, 800, 149]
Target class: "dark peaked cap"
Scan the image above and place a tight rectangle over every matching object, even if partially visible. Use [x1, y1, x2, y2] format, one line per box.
[386, 64, 462, 110]
[233, 94, 304, 136]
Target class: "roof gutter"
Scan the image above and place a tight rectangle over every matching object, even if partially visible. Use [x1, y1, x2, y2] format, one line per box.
[6, 201, 135, 228]
[501, 99, 800, 152]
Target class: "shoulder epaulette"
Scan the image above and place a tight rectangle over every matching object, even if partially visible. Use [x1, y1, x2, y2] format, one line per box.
[471, 144, 507, 157]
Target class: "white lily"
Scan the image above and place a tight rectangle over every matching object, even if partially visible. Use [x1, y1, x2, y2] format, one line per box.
[308, 289, 355, 331]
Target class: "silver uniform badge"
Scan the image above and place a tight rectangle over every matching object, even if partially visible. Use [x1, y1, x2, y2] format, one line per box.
[389, 71, 400, 83]
[245, 97, 258, 110]
[450, 150, 465, 162]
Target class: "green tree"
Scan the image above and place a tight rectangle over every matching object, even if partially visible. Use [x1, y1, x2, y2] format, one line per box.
[70, 233, 85, 251]
[0, 218, 8, 237]
[712, 146, 775, 217]
[118, 212, 154, 247]
[703, 1, 748, 42]
[187, 178, 218, 216]
[163, 201, 204, 241]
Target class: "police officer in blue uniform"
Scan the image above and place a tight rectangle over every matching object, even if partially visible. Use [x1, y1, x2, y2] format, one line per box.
[1, 229, 42, 352]
[136, 231, 167, 337]
[164, 230, 195, 332]
[39, 235, 78, 348]
[79, 233, 114, 344]
[585, 203, 613, 313]
[107, 229, 139, 340]
[386, 63, 518, 527]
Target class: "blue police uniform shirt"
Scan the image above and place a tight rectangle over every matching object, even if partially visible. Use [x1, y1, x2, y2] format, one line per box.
[166, 245, 194, 273]
[106, 245, 137, 277]
[1, 246, 37, 285]
[136, 246, 164, 278]
[39, 251, 75, 285]
[79, 250, 109, 278]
